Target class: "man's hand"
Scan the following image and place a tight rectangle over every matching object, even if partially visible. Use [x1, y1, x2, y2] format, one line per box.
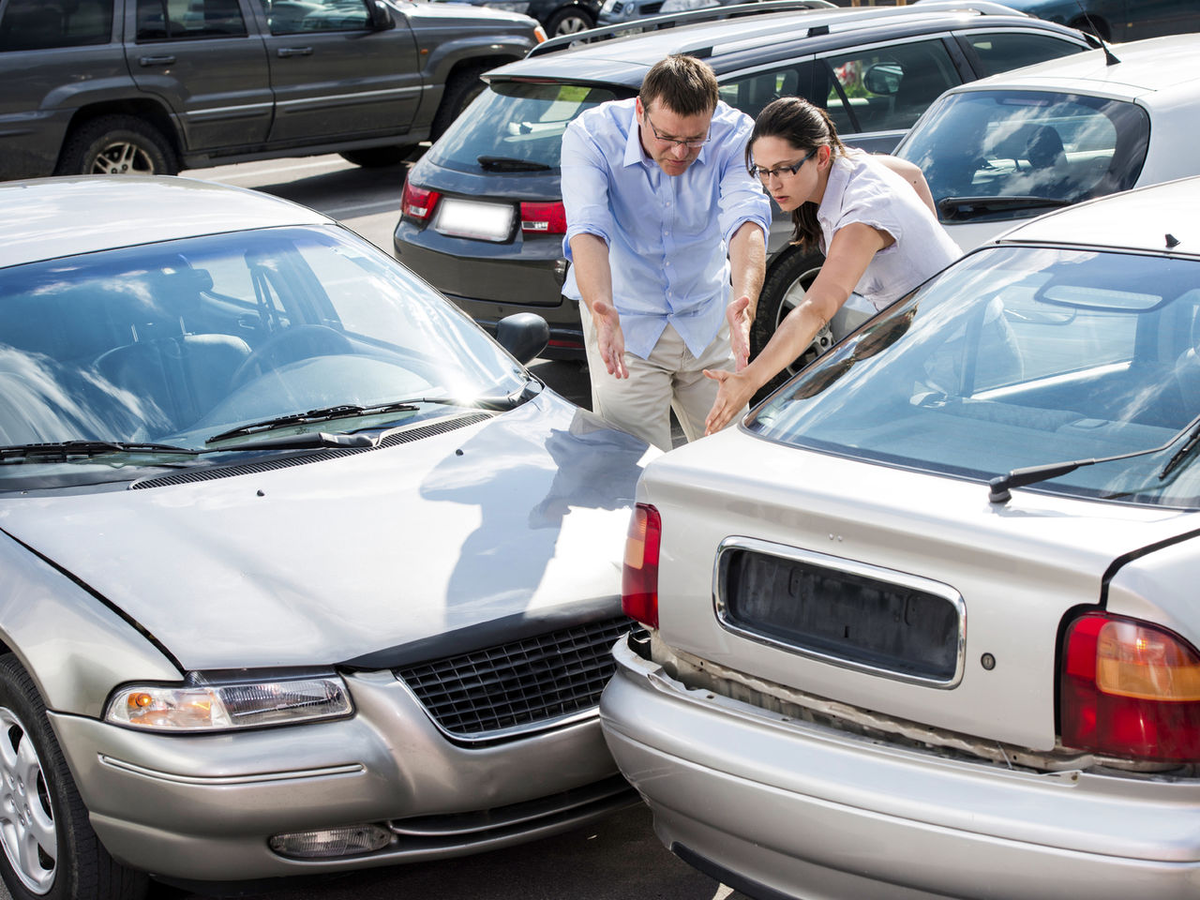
[591, 300, 628, 379]
[726, 295, 752, 372]
[703, 367, 756, 434]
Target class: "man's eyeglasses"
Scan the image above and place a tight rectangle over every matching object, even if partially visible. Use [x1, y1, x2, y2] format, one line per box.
[643, 111, 710, 151]
[749, 147, 818, 182]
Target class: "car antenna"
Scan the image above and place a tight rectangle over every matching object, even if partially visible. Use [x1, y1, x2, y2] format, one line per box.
[1074, 1, 1120, 65]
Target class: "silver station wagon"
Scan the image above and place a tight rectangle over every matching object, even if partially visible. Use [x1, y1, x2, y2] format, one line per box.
[0, 176, 652, 900]
[601, 177, 1200, 899]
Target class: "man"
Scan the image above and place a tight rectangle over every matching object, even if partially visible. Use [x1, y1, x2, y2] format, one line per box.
[561, 54, 771, 451]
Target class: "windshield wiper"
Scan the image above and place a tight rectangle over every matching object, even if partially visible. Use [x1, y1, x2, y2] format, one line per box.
[0, 441, 201, 463]
[205, 401, 427, 444]
[938, 195, 1072, 222]
[988, 412, 1200, 504]
[477, 156, 552, 172]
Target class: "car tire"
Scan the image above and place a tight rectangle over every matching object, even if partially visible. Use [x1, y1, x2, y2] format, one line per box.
[546, 6, 594, 36]
[339, 145, 418, 168]
[0, 654, 147, 900]
[431, 64, 491, 141]
[56, 116, 177, 177]
[751, 246, 828, 401]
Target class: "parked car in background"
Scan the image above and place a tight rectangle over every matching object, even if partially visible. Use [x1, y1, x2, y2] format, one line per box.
[602, 175, 1200, 900]
[0, 175, 652, 900]
[953, 0, 1200, 40]
[432, 0, 603, 38]
[0, 0, 544, 180]
[897, 33, 1200, 253]
[598, 0, 832, 26]
[393, 0, 1092, 370]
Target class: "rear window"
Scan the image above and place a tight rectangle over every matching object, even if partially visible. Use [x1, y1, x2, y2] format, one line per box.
[900, 90, 1149, 225]
[428, 81, 622, 172]
[0, 0, 113, 50]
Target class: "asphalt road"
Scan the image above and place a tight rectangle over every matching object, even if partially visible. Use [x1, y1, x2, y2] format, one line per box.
[44, 154, 731, 900]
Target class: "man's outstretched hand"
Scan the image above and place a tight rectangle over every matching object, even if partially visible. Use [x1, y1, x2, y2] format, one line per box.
[726, 295, 752, 372]
[592, 300, 628, 379]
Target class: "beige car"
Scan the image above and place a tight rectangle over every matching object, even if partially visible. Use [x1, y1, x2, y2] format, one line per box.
[602, 176, 1200, 899]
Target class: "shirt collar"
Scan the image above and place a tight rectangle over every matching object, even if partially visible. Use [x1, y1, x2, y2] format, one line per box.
[817, 153, 852, 227]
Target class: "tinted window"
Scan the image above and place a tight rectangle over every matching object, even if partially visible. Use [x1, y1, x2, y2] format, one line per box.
[961, 31, 1087, 77]
[720, 63, 811, 122]
[901, 90, 1150, 225]
[136, 0, 248, 39]
[0, 0, 113, 50]
[428, 81, 621, 172]
[821, 38, 960, 135]
[258, 0, 370, 35]
[749, 247, 1200, 507]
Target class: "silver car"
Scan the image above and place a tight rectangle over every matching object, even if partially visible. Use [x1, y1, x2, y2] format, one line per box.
[601, 177, 1200, 898]
[0, 176, 652, 900]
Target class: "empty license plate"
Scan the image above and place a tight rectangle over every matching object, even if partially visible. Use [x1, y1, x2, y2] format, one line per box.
[435, 198, 514, 242]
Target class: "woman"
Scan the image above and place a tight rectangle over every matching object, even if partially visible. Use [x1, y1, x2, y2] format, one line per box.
[704, 96, 961, 434]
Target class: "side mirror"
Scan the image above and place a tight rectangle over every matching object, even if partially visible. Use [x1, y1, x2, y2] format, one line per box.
[368, 0, 395, 30]
[863, 63, 902, 96]
[496, 313, 549, 365]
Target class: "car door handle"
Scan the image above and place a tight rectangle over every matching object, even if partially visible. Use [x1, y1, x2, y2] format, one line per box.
[138, 55, 176, 66]
[277, 47, 314, 57]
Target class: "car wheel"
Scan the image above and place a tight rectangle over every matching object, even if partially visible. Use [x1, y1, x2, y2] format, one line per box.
[339, 146, 418, 168]
[431, 64, 491, 141]
[751, 246, 828, 401]
[546, 6, 594, 36]
[56, 116, 177, 177]
[0, 655, 146, 900]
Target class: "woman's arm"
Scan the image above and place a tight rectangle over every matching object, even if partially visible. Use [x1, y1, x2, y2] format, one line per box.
[704, 222, 888, 434]
[876, 154, 937, 217]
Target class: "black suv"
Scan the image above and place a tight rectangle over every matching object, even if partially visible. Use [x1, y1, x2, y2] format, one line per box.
[0, 0, 544, 180]
[430, 0, 603, 38]
[392, 0, 1093, 370]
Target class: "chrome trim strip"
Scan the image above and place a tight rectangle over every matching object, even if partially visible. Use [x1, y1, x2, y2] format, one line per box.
[98, 756, 364, 785]
[712, 536, 966, 689]
[276, 87, 420, 110]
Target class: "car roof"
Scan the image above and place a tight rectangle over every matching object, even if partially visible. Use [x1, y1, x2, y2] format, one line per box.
[938, 33, 1200, 102]
[993, 176, 1200, 258]
[0, 176, 331, 269]
[488, 0, 1082, 87]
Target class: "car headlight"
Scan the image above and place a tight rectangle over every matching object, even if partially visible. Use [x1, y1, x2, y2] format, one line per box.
[659, 0, 718, 10]
[484, 0, 531, 11]
[106, 672, 353, 732]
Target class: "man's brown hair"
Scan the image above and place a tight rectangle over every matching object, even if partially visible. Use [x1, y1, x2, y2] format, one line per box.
[639, 54, 718, 117]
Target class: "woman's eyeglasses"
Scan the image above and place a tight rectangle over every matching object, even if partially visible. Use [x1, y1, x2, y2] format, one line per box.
[644, 112, 711, 150]
[749, 147, 818, 181]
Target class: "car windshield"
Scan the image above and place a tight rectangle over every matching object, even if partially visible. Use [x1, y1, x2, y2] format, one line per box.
[428, 80, 621, 172]
[748, 245, 1200, 508]
[899, 90, 1150, 224]
[0, 225, 527, 485]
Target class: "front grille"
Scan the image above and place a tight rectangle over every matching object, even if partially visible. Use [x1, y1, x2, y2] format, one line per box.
[396, 615, 630, 741]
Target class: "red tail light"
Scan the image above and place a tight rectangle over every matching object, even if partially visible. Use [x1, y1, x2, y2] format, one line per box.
[622, 503, 661, 628]
[401, 179, 440, 223]
[519, 201, 567, 236]
[1061, 612, 1200, 762]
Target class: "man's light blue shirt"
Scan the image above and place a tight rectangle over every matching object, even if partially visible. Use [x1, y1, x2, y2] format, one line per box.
[561, 98, 771, 360]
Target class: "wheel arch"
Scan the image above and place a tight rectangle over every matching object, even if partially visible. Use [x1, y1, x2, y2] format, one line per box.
[56, 101, 182, 172]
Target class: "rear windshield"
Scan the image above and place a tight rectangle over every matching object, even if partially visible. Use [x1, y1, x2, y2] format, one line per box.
[899, 90, 1149, 225]
[428, 81, 622, 172]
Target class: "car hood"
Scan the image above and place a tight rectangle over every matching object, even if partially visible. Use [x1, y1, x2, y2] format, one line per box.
[0, 393, 654, 672]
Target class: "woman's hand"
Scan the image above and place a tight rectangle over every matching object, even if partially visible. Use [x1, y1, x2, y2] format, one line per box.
[591, 300, 628, 379]
[703, 367, 756, 434]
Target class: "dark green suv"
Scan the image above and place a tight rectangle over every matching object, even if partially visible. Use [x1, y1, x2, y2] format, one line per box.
[0, 0, 545, 180]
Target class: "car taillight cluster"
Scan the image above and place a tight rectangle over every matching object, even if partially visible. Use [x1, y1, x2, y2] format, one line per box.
[622, 503, 661, 629]
[519, 201, 566, 236]
[1061, 612, 1200, 762]
[401, 178, 440, 223]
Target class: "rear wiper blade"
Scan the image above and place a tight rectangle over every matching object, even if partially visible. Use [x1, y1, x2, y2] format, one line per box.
[938, 195, 1072, 222]
[0, 441, 200, 463]
[477, 156, 552, 172]
[989, 412, 1200, 503]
